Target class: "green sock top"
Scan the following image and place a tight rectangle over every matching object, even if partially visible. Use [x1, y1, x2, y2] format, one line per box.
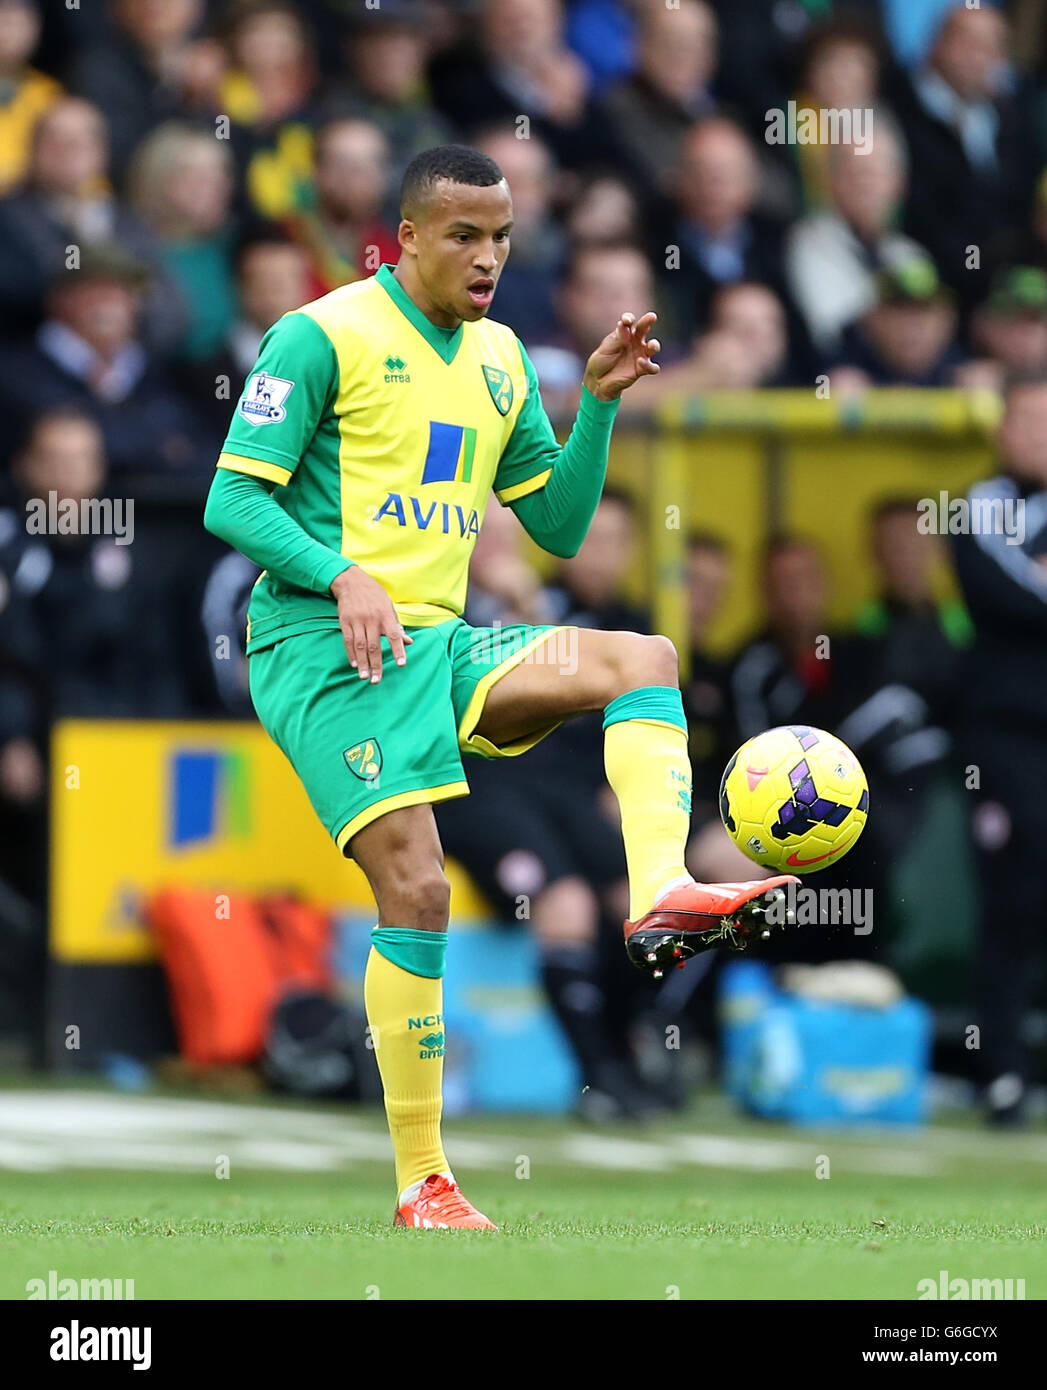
[371, 927, 448, 979]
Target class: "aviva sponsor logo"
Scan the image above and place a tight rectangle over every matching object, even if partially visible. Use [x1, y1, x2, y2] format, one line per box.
[169, 749, 251, 848]
[373, 494, 480, 538]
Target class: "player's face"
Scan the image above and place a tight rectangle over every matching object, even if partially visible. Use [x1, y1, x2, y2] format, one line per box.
[401, 179, 513, 325]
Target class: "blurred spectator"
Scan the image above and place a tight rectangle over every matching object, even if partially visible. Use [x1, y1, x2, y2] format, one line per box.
[473, 125, 564, 344]
[128, 123, 237, 361]
[428, 0, 617, 172]
[175, 227, 311, 439]
[286, 117, 399, 298]
[562, 169, 642, 246]
[0, 95, 187, 352]
[829, 256, 966, 388]
[729, 534, 884, 962]
[681, 531, 732, 819]
[323, 2, 453, 177]
[891, 4, 1031, 307]
[0, 0, 61, 196]
[654, 116, 787, 341]
[958, 266, 1047, 395]
[70, 0, 211, 183]
[731, 535, 861, 742]
[695, 280, 791, 386]
[951, 369, 1047, 1123]
[787, 14, 887, 213]
[786, 122, 929, 357]
[850, 498, 969, 792]
[527, 240, 657, 413]
[0, 245, 206, 475]
[435, 499, 656, 1119]
[221, 0, 320, 221]
[615, 279, 794, 415]
[0, 407, 187, 730]
[600, 0, 718, 195]
[680, 530, 760, 885]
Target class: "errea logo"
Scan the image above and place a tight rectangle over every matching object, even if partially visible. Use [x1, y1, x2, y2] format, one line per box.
[383, 354, 410, 383]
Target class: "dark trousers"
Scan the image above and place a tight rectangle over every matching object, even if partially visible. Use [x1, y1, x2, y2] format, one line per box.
[961, 722, 1047, 1082]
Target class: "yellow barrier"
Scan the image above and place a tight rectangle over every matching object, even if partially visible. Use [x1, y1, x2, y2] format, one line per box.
[604, 390, 999, 661]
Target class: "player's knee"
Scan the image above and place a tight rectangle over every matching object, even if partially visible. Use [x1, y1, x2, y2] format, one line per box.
[605, 632, 678, 698]
[643, 633, 679, 687]
[379, 863, 450, 931]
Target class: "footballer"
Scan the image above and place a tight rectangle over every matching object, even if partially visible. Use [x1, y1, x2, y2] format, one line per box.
[204, 145, 797, 1229]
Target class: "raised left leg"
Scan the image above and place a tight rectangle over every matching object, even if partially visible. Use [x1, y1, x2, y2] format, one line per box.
[476, 626, 799, 977]
[475, 627, 694, 920]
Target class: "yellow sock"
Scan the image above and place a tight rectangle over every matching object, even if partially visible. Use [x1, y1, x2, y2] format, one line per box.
[364, 931, 449, 1198]
[603, 687, 693, 921]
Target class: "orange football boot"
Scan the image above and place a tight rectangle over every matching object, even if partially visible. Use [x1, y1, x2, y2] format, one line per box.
[394, 1175, 497, 1229]
[624, 876, 800, 977]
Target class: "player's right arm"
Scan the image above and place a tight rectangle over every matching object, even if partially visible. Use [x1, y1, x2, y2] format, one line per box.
[203, 312, 409, 680]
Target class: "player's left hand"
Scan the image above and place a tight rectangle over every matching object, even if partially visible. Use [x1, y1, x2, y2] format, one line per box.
[583, 311, 660, 401]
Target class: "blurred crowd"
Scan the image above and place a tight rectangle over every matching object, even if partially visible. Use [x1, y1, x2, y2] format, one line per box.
[0, 0, 1046, 467]
[1, 0, 1046, 1113]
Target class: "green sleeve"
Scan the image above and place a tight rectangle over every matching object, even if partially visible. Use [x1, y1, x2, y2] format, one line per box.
[494, 341, 620, 558]
[219, 311, 338, 484]
[203, 467, 352, 594]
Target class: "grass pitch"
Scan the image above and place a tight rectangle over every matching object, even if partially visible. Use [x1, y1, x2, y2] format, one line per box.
[1, 1090, 1045, 1300]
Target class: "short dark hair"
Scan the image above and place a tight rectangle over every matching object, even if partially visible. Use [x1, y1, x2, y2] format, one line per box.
[400, 144, 504, 219]
[869, 496, 923, 527]
[687, 529, 728, 556]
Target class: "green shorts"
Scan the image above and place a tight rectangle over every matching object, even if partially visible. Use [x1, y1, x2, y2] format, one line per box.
[248, 618, 569, 856]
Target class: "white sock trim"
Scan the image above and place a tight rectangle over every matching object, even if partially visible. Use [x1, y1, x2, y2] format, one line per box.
[653, 873, 695, 905]
[398, 1170, 455, 1206]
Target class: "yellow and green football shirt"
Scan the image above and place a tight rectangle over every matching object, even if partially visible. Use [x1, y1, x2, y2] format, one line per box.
[218, 263, 567, 652]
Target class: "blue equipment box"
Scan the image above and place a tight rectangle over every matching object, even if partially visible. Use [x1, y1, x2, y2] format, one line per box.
[719, 960, 932, 1124]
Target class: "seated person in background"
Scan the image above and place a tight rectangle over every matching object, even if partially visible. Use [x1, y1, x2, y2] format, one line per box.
[680, 531, 756, 884]
[471, 126, 565, 348]
[600, 0, 718, 197]
[322, 1, 454, 176]
[849, 497, 971, 864]
[436, 492, 664, 1121]
[957, 267, 1047, 395]
[562, 170, 643, 248]
[285, 116, 399, 298]
[0, 95, 187, 353]
[175, 225, 312, 441]
[127, 122, 238, 365]
[651, 115, 788, 343]
[729, 535, 879, 963]
[785, 122, 930, 360]
[527, 240, 659, 417]
[0, 245, 207, 476]
[0, 406, 190, 735]
[827, 256, 967, 390]
[0, 0, 61, 196]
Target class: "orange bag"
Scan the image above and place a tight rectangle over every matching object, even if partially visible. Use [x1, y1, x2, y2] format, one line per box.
[147, 888, 282, 1065]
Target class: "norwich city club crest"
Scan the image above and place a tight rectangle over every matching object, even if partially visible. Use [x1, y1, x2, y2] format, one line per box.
[344, 739, 382, 782]
[482, 365, 513, 415]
